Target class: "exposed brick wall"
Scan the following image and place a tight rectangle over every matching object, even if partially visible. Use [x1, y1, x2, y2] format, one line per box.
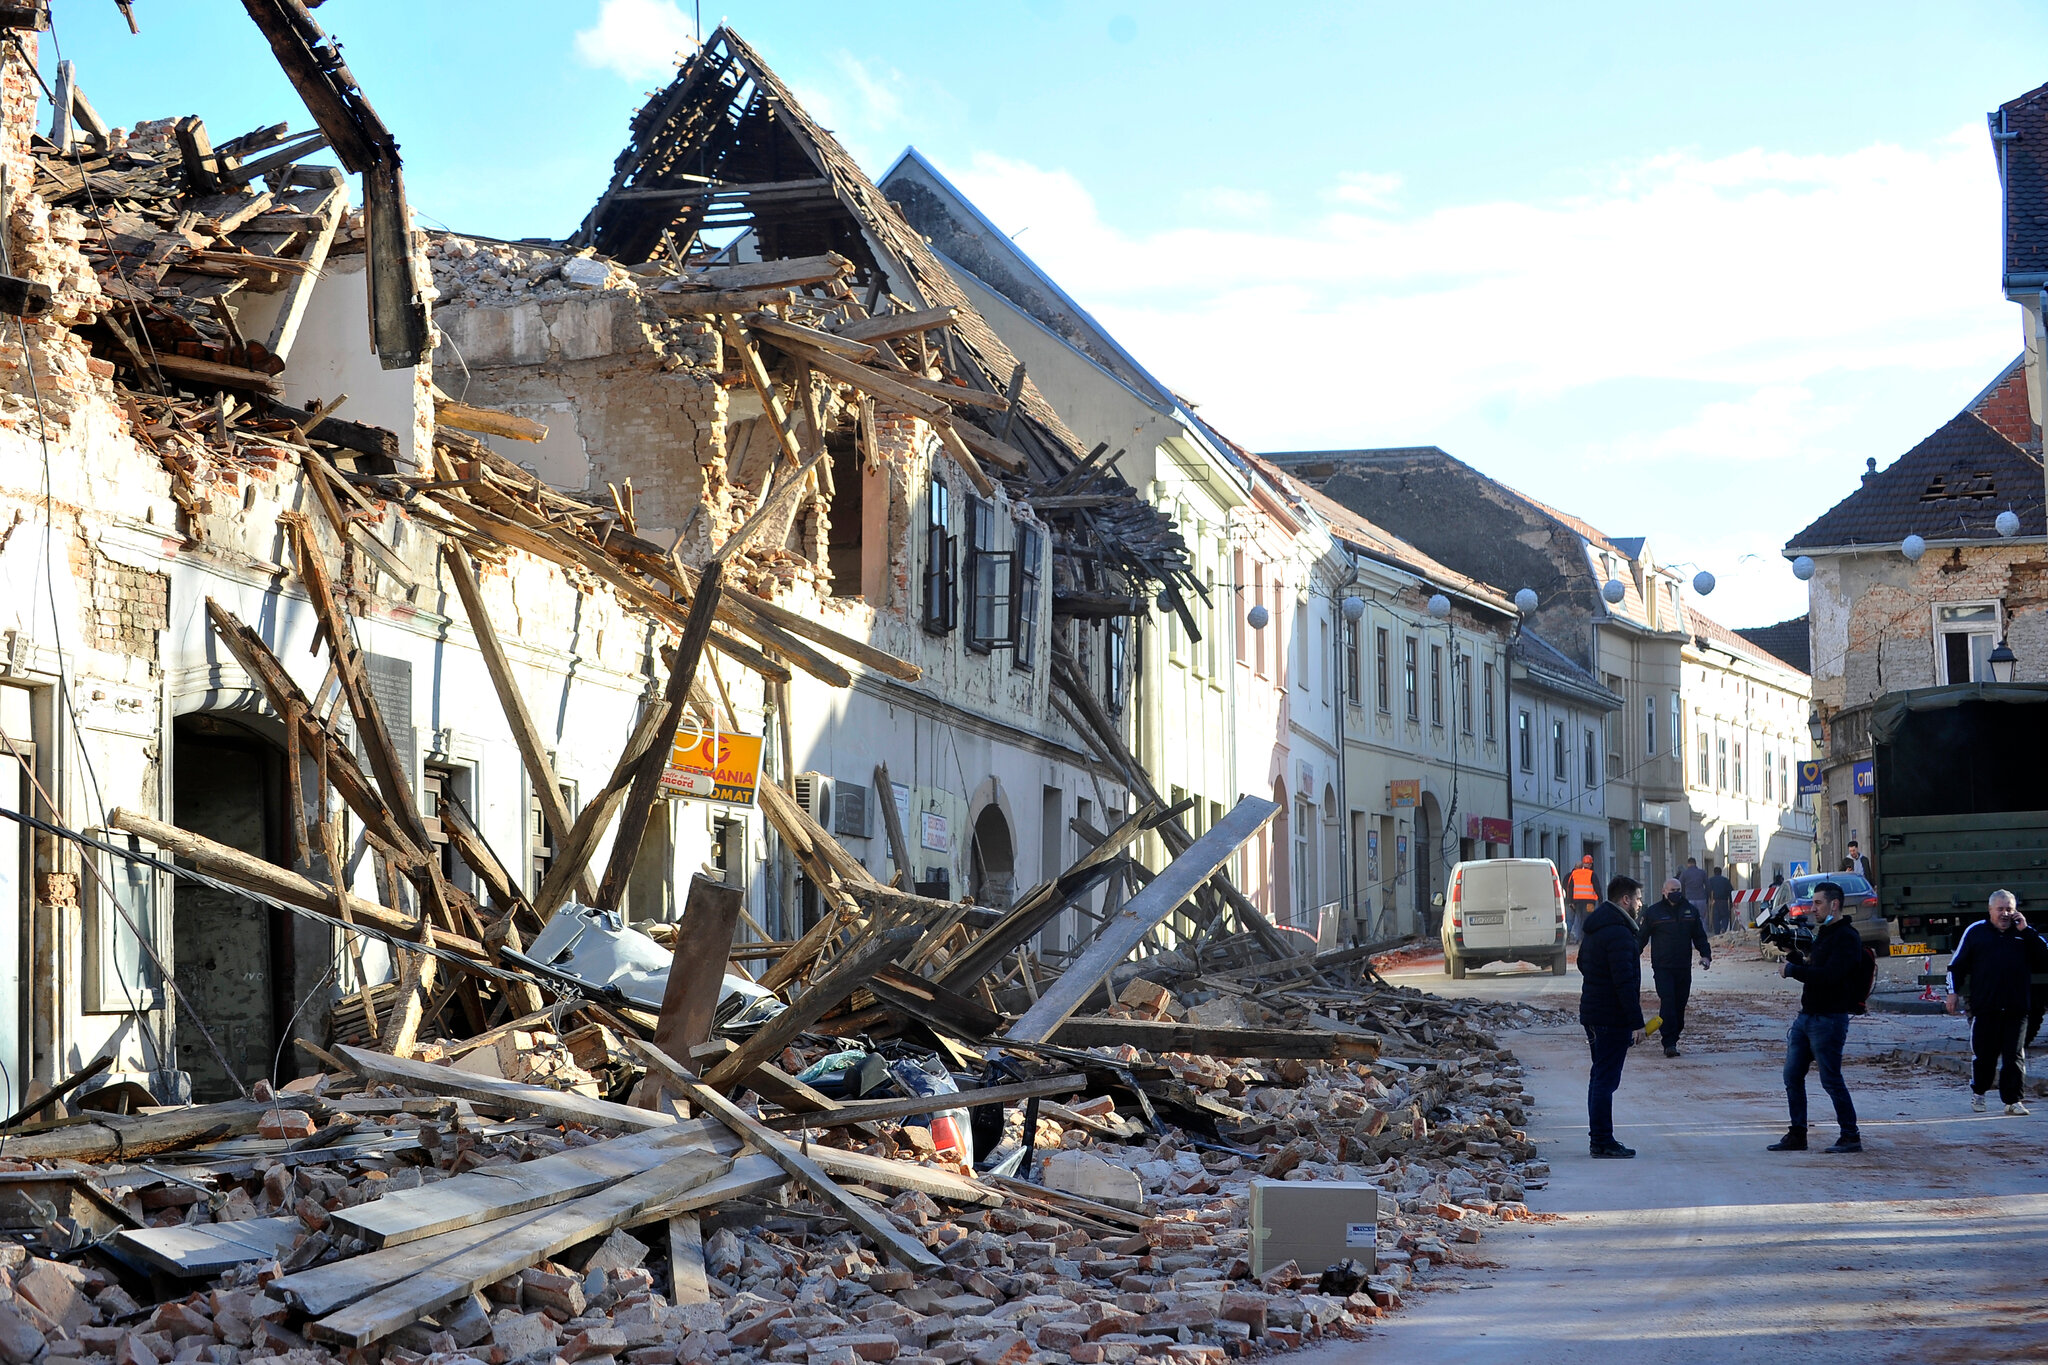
[1972, 361, 2036, 448]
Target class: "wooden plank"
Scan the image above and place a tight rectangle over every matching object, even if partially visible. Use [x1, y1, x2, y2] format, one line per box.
[329, 1125, 715, 1249]
[624, 1038, 941, 1270]
[530, 700, 671, 921]
[112, 1215, 301, 1278]
[765, 337, 954, 419]
[0, 1101, 273, 1162]
[593, 561, 726, 913]
[685, 1040, 837, 1116]
[985, 1175, 1146, 1231]
[294, 1151, 730, 1342]
[954, 420, 1031, 475]
[833, 306, 958, 344]
[435, 395, 547, 442]
[1005, 797, 1281, 1043]
[336, 1045, 671, 1132]
[741, 312, 876, 361]
[441, 543, 593, 904]
[651, 875, 745, 1059]
[106, 809, 486, 962]
[679, 253, 852, 292]
[699, 925, 919, 1092]
[934, 419, 997, 498]
[263, 185, 343, 363]
[668, 1214, 709, 1304]
[873, 762, 913, 881]
[1047, 1019, 1380, 1061]
[152, 351, 284, 396]
[762, 1074, 1080, 1131]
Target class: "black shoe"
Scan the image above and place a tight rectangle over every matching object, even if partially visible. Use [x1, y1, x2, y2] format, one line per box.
[1824, 1135, 1863, 1154]
[1590, 1141, 1636, 1158]
[1767, 1130, 1808, 1151]
[1663, 1046, 1680, 1058]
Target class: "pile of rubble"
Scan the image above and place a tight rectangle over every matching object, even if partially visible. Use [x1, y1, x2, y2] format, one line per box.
[0, 972, 1549, 1365]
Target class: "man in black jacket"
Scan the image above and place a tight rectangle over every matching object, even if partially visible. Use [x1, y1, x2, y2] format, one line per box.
[1639, 878, 1713, 1057]
[1580, 876, 1648, 1159]
[1772, 881, 1863, 1153]
[1945, 890, 2048, 1115]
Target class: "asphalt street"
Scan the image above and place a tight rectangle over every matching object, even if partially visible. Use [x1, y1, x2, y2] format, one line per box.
[1303, 939, 2048, 1364]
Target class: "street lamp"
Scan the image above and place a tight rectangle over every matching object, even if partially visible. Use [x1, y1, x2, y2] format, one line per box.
[1806, 709, 1825, 747]
[1989, 638, 2018, 684]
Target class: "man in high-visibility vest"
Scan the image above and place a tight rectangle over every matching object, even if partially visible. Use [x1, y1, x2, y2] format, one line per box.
[1568, 855, 1601, 945]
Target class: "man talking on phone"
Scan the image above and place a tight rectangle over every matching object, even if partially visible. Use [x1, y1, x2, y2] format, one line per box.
[1946, 890, 2048, 1116]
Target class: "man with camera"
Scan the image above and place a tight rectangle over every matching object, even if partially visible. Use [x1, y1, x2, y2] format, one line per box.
[1771, 880, 1863, 1153]
[1580, 875, 1648, 1159]
[1637, 877, 1712, 1058]
[1945, 890, 2048, 1116]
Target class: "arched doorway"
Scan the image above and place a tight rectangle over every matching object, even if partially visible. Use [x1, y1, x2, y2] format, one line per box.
[1416, 791, 1443, 937]
[969, 804, 1016, 909]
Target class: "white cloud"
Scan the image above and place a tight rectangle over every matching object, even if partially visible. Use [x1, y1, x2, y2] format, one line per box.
[1327, 170, 1404, 207]
[832, 52, 904, 129]
[1188, 186, 1273, 220]
[934, 128, 2014, 624]
[573, 0, 697, 82]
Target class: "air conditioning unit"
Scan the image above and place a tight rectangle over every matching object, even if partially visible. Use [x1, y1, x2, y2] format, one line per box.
[793, 772, 831, 827]
[833, 780, 870, 840]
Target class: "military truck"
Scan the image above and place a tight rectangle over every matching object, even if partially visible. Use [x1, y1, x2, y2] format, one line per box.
[1870, 682, 2048, 955]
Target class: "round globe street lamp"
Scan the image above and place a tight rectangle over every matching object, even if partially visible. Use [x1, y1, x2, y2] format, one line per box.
[1341, 595, 1366, 624]
[1989, 638, 2018, 684]
[1246, 602, 1270, 631]
[1601, 578, 1627, 604]
[1427, 593, 1452, 619]
[1692, 571, 1715, 596]
[1514, 587, 1539, 614]
[1792, 556, 1815, 581]
[1997, 509, 2022, 538]
[1901, 534, 1926, 562]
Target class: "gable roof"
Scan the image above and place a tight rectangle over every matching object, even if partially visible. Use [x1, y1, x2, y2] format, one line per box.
[1993, 81, 2048, 292]
[1968, 354, 2034, 447]
[1513, 627, 1626, 710]
[1784, 408, 2046, 552]
[879, 149, 1175, 414]
[1735, 616, 1812, 675]
[1687, 607, 1809, 683]
[566, 27, 1198, 603]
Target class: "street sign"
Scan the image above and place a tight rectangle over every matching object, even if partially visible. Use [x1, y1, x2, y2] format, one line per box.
[1852, 760, 1875, 795]
[661, 726, 763, 807]
[1790, 860, 1808, 877]
[1797, 761, 1823, 795]
[1727, 824, 1760, 864]
[1629, 827, 1647, 853]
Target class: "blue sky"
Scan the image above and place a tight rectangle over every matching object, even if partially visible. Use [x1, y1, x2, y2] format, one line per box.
[43, 1, 2048, 627]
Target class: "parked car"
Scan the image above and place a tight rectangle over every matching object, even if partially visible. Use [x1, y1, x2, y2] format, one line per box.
[1758, 872, 1889, 953]
[1439, 858, 1568, 978]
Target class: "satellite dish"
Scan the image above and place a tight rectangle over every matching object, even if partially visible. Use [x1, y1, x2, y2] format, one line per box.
[1692, 571, 1715, 596]
[1514, 587, 1539, 614]
[1901, 534, 1926, 562]
[1601, 579, 1627, 604]
[1792, 556, 1815, 581]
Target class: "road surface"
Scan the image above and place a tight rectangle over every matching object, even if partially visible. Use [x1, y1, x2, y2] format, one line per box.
[1306, 941, 2048, 1363]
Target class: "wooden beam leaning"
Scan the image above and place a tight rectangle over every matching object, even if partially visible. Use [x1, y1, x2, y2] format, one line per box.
[873, 762, 913, 882]
[441, 543, 594, 904]
[651, 875, 745, 1060]
[623, 1038, 942, 1271]
[698, 923, 919, 1094]
[530, 700, 671, 921]
[1004, 796, 1281, 1044]
[832, 305, 958, 344]
[593, 560, 727, 913]
[105, 810, 487, 963]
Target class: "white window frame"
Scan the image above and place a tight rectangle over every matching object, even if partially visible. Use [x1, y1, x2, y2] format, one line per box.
[1932, 600, 2002, 684]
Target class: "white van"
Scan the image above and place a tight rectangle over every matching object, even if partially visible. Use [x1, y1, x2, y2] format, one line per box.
[1440, 858, 1568, 978]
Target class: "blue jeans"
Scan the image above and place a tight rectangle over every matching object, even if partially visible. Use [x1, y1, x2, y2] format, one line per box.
[1784, 1012, 1858, 1136]
[1586, 1025, 1633, 1144]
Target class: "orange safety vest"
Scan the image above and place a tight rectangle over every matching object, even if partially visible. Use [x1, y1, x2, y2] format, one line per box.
[1569, 866, 1599, 902]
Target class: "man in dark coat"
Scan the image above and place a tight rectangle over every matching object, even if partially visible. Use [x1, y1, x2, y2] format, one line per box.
[1579, 875, 1648, 1158]
[1705, 866, 1735, 936]
[1638, 878, 1713, 1057]
[1772, 881, 1864, 1153]
[1945, 889, 2048, 1115]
